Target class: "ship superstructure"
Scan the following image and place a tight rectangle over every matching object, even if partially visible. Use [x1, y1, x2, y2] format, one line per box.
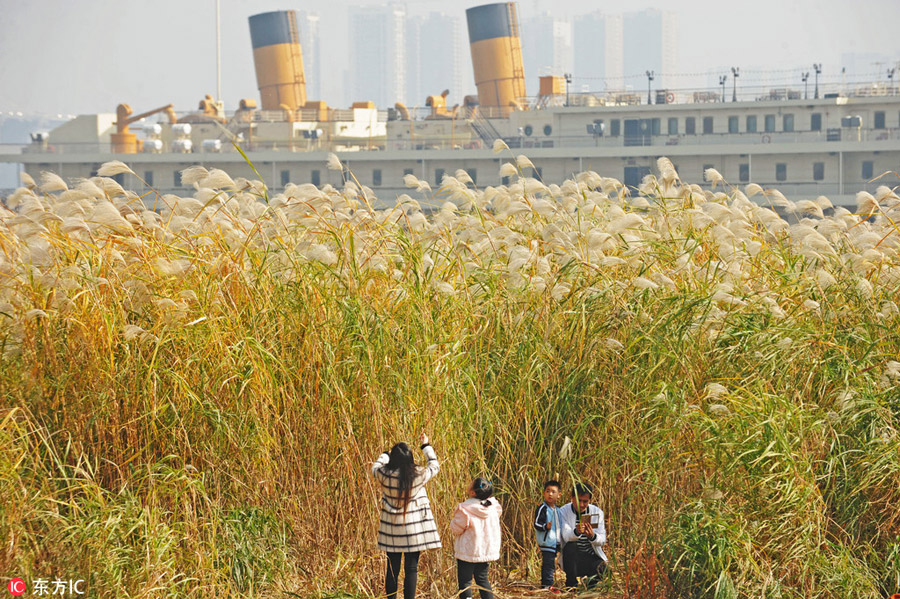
[1, 3, 898, 207]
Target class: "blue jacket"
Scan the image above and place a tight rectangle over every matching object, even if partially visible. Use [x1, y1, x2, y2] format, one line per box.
[533, 502, 561, 551]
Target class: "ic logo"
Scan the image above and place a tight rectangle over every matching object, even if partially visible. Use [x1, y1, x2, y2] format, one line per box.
[8, 578, 26, 596]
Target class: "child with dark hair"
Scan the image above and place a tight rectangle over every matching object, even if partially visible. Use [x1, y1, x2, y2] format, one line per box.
[371, 433, 441, 599]
[450, 477, 502, 599]
[559, 482, 608, 589]
[533, 480, 562, 591]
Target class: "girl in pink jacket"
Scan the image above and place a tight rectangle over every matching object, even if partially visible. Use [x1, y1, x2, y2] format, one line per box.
[450, 477, 502, 599]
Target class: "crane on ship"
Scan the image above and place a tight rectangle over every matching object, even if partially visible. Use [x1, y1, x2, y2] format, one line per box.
[111, 103, 177, 153]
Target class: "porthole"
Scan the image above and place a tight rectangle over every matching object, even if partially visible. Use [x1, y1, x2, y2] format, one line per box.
[524, 125, 533, 137]
[543, 124, 552, 136]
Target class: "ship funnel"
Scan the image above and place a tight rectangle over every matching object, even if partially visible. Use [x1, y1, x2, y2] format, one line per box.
[248, 11, 307, 111]
[465, 2, 526, 117]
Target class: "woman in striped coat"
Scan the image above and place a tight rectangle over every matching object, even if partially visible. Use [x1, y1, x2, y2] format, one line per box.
[371, 432, 441, 599]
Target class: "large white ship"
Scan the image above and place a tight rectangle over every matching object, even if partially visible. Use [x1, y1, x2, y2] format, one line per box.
[1, 4, 898, 207]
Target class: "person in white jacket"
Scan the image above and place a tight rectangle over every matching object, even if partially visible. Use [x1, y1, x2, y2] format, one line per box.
[559, 482, 608, 589]
[449, 477, 502, 599]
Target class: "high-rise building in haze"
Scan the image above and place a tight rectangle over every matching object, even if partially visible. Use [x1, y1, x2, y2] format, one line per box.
[349, 4, 406, 108]
[406, 12, 465, 108]
[573, 12, 623, 93]
[298, 11, 321, 101]
[623, 9, 676, 90]
[521, 13, 572, 95]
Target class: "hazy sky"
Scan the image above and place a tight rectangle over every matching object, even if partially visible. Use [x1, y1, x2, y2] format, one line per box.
[1, 0, 899, 117]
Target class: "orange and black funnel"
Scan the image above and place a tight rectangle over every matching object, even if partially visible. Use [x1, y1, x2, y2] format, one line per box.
[466, 3, 526, 116]
[248, 11, 307, 111]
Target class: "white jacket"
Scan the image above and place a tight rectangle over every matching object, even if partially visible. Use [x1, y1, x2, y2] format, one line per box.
[450, 497, 503, 563]
[559, 502, 608, 563]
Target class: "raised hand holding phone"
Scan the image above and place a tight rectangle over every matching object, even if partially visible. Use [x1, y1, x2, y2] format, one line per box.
[581, 520, 594, 537]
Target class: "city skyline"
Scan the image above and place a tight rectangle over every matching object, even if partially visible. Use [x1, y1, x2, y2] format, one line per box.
[0, 0, 899, 118]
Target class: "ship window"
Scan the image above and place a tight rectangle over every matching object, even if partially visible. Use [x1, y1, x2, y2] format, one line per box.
[685, 117, 696, 135]
[281, 170, 290, 187]
[746, 115, 758, 133]
[113, 173, 125, 186]
[311, 170, 320, 186]
[469, 169, 477, 185]
[624, 165, 651, 189]
[862, 160, 874, 180]
[764, 115, 776, 132]
[543, 125, 552, 136]
[728, 116, 739, 133]
[667, 118, 678, 135]
[783, 114, 795, 132]
[530, 167, 542, 180]
[739, 163, 749, 182]
[403, 168, 414, 177]
[144, 171, 154, 187]
[813, 162, 825, 181]
[435, 168, 445, 185]
[609, 119, 620, 136]
[874, 111, 886, 129]
[373, 169, 382, 187]
[651, 118, 661, 135]
[703, 117, 714, 134]
[776, 163, 787, 181]
[523, 125, 533, 137]
[811, 113, 822, 131]
[502, 176, 511, 185]
[174, 171, 183, 187]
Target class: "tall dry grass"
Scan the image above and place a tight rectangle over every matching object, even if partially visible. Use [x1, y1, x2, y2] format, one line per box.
[1, 157, 899, 598]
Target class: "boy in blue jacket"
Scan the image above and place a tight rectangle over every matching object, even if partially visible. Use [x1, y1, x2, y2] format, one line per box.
[533, 480, 562, 590]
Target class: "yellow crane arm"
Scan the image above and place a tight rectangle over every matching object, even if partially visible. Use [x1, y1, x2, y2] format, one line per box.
[115, 103, 176, 133]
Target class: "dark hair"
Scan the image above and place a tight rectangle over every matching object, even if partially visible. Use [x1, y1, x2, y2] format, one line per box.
[572, 482, 593, 498]
[544, 480, 561, 491]
[386, 442, 417, 513]
[472, 477, 494, 505]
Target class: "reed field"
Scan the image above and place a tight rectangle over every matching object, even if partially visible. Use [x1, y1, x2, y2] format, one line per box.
[1, 149, 899, 598]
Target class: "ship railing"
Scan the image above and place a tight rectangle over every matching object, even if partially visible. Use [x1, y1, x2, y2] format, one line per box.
[2, 127, 899, 158]
[1, 142, 109, 155]
[383, 128, 900, 151]
[456, 82, 899, 112]
[253, 109, 388, 123]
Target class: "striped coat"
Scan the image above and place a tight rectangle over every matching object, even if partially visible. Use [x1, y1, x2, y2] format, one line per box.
[371, 443, 442, 553]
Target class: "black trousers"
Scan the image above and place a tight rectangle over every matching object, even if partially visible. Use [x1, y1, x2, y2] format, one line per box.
[540, 549, 558, 588]
[456, 559, 494, 599]
[386, 551, 420, 599]
[562, 543, 607, 589]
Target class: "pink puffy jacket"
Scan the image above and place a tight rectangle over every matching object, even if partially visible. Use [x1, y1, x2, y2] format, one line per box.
[450, 497, 503, 563]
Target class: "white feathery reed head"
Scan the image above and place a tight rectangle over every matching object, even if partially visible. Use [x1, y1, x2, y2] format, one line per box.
[96, 160, 135, 177]
[403, 173, 421, 189]
[856, 191, 879, 215]
[499, 162, 518, 179]
[327, 153, 343, 171]
[516, 155, 535, 170]
[180, 166, 209, 187]
[745, 183, 763, 197]
[455, 169, 474, 186]
[199, 168, 236, 190]
[704, 168, 724, 188]
[492, 138, 509, 154]
[93, 177, 126, 197]
[39, 171, 68, 193]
